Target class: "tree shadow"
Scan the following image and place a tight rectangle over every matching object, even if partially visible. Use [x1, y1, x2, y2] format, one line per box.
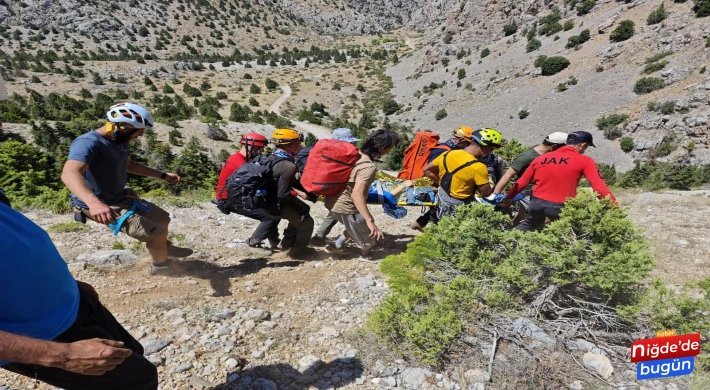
[213, 357, 364, 390]
[169, 258, 304, 297]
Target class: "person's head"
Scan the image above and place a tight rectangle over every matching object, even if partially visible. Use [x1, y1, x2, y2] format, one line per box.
[450, 126, 474, 149]
[332, 127, 360, 144]
[465, 128, 505, 158]
[270, 128, 303, 156]
[104, 102, 153, 144]
[540, 131, 568, 152]
[567, 131, 596, 154]
[360, 129, 402, 159]
[240, 132, 269, 160]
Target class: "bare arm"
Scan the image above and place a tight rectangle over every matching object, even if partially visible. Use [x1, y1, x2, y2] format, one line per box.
[493, 167, 518, 194]
[478, 183, 493, 198]
[126, 158, 162, 178]
[422, 163, 440, 185]
[0, 331, 132, 375]
[352, 182, 383, 240]
[61, 160, 102, 209]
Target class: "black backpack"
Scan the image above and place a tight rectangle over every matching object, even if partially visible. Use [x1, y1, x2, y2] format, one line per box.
[222, 155, 287, 211]
[294, 146, 312, 175]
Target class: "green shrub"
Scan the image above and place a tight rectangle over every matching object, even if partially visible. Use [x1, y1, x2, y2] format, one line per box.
[265, 78, 278, 90]
[249, 83, 261, 94]
[645, 51, 674, 64]
[457, 68, 466, 80]
[563, 20, 574, 31]
[620, 137, 635, 152]
[566, 29, 591, 49]
[303, 132, 317, 147]
[634, 77, 665, 94]
[596, 113, 628, 140]
[576, 0, 597, 15]
[248, 97, 259, 107]
[693, 0, 710, 17]
[538, 56, 570, 75]
[480, 48, 491, 58]
[47, 222, 89, 233]
[557, 83, 568, 92]
[526, 38, 542, 52]
[598, 163, 617, 186]
[647, 2, 669, 25]
[610, 20, 635, 42]
[496, 138, 526, 163]
[659, 100, 676, 114]
[706, 36, 710, 47]
[382, 99, 400, 116]
[369, 192, 653, 363]
[518, 109, 530, 119]
[435, 108, 447, 120]
[503, 23, 518, 36]
[642, 60, 668, 74]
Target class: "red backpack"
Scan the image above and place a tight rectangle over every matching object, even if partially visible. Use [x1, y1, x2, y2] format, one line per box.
[397, 131, 440, 180]
[301, 139, 362, 196]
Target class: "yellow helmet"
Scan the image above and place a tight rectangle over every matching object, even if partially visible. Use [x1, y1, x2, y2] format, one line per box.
[452, 126, 474, 142]
[271, 128, 303, 145]
[472, 128, 504, 148]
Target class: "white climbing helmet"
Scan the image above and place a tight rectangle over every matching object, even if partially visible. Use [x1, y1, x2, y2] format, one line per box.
[105, 102, 154, 129]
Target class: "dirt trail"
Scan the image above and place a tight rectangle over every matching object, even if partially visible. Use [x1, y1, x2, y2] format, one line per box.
[269, 85, 333, 139]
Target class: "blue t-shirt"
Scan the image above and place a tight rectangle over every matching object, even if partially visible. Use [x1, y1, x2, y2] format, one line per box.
[0, 202, 80, 365]
[68, 131, 128, 207]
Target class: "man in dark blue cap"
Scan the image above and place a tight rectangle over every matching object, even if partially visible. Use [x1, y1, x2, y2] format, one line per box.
[503, 131, 617, 232]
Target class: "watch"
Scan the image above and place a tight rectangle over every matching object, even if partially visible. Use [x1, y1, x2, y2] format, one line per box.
[160, 172, 167, 179]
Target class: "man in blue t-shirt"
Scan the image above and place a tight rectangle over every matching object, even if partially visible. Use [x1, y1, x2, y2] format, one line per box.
[0, 190, 158, 389]
[61, 102, 192, 276]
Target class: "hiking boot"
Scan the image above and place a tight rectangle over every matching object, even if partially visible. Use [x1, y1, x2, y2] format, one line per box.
[268, 238, 282, 250]
[167, 241, 193, 258]
[409, 221, 424, 231]
[310, 236, 327, 247]
[325, 244, 350, 255]
[148, 259, 188, 276]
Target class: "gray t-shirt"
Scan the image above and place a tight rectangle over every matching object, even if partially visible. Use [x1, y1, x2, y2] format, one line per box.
[509, 147, 541, 193]
[68, 131, 128, 207]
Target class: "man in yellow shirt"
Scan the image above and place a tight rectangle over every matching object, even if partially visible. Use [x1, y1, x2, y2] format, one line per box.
[423, 128, 505, 220]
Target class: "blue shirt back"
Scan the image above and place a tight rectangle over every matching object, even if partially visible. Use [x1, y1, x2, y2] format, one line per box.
[68, 131, 128, 207]
[0, 202, 80, 365]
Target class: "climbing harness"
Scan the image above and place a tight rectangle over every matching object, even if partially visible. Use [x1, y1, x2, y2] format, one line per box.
[107, 197, 151, 236]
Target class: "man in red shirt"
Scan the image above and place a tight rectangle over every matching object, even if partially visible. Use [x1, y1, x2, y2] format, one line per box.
[214, 133, 281, 249]
[504, 131, 616, 232]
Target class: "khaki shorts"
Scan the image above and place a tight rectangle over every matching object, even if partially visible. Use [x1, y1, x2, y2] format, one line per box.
[77, 199, 170, 242]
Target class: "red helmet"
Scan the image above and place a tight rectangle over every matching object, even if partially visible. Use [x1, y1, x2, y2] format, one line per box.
[241, 133, 268, 146]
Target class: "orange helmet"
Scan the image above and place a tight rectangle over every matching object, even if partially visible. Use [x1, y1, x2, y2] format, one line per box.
[271, 128, 303, 145]
[452, 126, 474, 142]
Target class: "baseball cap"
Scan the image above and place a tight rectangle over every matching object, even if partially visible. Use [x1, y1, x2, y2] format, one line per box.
[567, 131, 596, 147]
[332, 128, 360, 143]
[545, 132, 568, 145]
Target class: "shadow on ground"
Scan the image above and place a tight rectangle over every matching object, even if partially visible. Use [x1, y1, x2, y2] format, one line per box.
[169, 258, 304, 296]
[212, 357, 364, 390]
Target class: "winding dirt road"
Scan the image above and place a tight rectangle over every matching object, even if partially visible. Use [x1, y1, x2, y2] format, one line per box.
[269, 85, 332, 140]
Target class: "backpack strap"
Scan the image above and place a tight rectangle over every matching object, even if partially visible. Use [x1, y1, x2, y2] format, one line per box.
[443, 152, 477, 175]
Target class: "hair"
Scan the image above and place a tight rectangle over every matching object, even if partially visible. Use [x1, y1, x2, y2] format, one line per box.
[360, 129, 402, 159]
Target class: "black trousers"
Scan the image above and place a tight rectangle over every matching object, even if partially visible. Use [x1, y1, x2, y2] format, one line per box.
[231, 206, 281, 246]
[415, 207, 440, 227]
[515, 196, 564, 232]
[2, 284, 158, 390]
